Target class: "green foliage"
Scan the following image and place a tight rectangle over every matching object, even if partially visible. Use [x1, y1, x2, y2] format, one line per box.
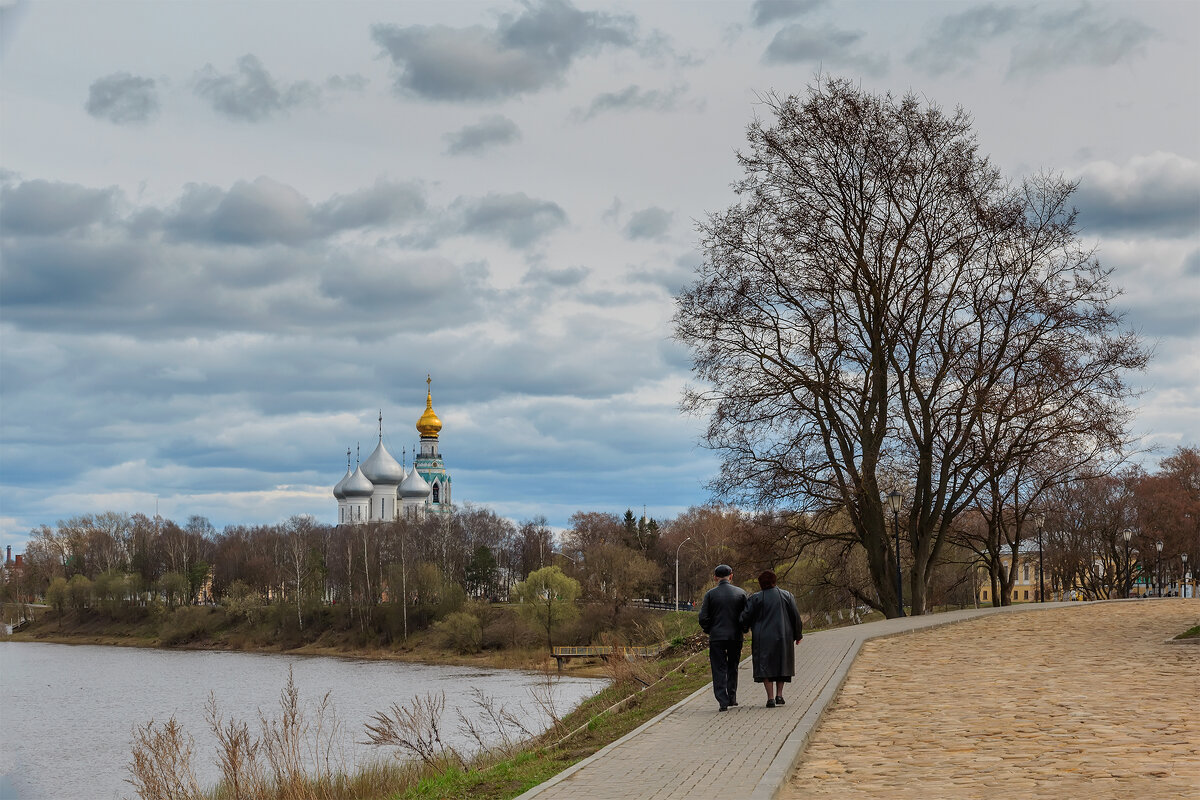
[158, 572, 189, 609]
[433, 611, 483, 654]
[512, 566, 580, 649]
[45, 577, 68, 615]
[92, 570, 130, 616]
[392, 562, 466, 630]
[185, 560, 210, 602]
[222, 579, 263, 624]
[66, 574, 93, 610]
[464, 545, 498, 598]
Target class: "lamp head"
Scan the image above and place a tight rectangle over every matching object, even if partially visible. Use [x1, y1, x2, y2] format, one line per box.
[1123, 528, 1133, 543]
[887, 490, 902, 514]
[1156, 540, 1164, 553]
[1034, 512, 1046, 529]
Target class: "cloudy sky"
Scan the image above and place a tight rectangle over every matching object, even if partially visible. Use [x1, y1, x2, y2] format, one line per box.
[1, 0, 1197, 549]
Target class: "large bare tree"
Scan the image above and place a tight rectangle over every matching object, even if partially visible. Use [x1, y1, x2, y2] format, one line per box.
[675, 78, 1146, 616]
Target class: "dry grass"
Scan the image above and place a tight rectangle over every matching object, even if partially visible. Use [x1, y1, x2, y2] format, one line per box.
[127, 667, 423, 800]
[127, 665, 591, 800]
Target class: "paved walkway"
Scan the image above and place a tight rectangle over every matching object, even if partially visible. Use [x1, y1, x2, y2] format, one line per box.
[514, 600, 1190, 800]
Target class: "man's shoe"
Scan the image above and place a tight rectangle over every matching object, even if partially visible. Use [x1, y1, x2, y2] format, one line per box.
[718, 706, 728, 712]
[775, 696, 785, 705]
[766, 699, 776, 708]
[728, 700, 738, 707]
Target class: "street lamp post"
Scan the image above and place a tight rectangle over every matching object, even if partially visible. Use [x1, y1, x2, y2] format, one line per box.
[887, 490, 904, 617]
[1036, 513, 1046, 603]
[1155, 540, 1164, 597]
[1181, 553, 1189, 599]
[1122, 528, 1133, 598]
[675, 537, 691, 612]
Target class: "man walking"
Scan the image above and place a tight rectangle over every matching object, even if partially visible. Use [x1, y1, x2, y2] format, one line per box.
[698, 564, 747, 712]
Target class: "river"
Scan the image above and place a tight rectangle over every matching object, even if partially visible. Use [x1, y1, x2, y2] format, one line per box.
[0, 643, 606, 800]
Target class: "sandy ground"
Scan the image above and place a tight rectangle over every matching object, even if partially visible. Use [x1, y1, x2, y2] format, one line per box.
[782, 600, 1200, 799]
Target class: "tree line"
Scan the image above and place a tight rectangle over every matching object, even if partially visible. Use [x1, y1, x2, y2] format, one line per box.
[4, 445, 1194, 647]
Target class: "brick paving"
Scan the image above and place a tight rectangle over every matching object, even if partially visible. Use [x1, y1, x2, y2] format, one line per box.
[515, 600, 1198, 800]
[782, 600, 1200, 799]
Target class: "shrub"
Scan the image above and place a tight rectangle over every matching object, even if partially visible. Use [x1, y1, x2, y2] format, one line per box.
[433, 611, 482, 654]
[160, 606, 221, 646]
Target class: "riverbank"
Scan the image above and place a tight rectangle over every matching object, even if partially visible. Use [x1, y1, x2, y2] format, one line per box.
[4, 619, 613, 676]
[2, 602, 693, 677]
[114, 634, 714, 800]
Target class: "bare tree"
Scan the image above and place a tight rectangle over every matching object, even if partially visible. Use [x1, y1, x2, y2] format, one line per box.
[675, 78, 1146, 616]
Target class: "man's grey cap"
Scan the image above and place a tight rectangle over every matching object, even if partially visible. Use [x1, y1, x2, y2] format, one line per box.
[714, 564, 732, 577]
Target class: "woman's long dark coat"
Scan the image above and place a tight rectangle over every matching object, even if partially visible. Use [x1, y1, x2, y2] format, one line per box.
[740, 587, 802, 681]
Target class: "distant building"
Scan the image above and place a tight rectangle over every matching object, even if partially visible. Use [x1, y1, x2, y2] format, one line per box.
[333, 377, 452, 524]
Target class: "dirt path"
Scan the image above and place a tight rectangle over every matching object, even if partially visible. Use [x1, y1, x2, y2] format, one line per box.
[782, 600, 1200, 798]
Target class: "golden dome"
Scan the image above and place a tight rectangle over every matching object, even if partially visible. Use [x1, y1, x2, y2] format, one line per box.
[416, 376, 442, 438]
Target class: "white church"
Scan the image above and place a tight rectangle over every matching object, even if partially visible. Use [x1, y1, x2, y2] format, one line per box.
[333, 377, 452, 524]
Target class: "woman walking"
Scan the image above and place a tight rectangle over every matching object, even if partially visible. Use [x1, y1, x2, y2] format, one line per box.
[740, 570, 803, 708]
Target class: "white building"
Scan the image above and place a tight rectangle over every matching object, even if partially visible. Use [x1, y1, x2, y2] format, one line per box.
[333, 378, 453, 524]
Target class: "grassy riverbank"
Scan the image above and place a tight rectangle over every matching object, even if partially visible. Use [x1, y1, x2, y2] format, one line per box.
[123, 635, 712, 800]
[4, 601, 687, 674]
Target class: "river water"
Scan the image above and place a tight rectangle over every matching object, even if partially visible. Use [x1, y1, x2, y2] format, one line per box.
[0, 643, 605, 800]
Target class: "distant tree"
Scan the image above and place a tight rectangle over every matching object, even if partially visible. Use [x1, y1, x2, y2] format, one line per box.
[580, 543, 661, 624]
[516, 516, 554, 578]
[562, 511, 622, 557]
[464, 545, 498, 598]
[66, 574, 92, 611]
[46, 576, 68, 616]
[512, 566, 580, 650]
[158, 572, 189, 610]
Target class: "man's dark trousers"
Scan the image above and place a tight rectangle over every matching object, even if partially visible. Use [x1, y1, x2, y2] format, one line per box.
[709, 638, 741, 707]
[698, 577, 747, 709]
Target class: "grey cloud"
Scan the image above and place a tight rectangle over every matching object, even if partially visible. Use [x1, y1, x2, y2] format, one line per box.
[163, 177, 425, 245]
[1, 230, 490, 340]
[763, 24, 888, 76]
[751, 0, 826, 27]
[626, 249, 698, 293]
[907, 3, 1158, 78]
[522, 264, 589, 287]
[194, 54, 320, 121]
[572, 84, 692, 121]
[316, 180, 427, 231]
[317, 254, 492, 322]
[444, 115, 522, 156]
[624, 207, 672, 240]
[324, 74, 369, 91]
[1185, 250, 1200, 278]
[371, 0, 636, 101]
[454, 192, 568, 248]
[905, 4, 1024, 75]
[0, 179, 119, 235]
[1009, 6, 1157, 77]
[85, 72, 160, 124]
[1074, 153, 1200, 238]
[0, 239, 150, 308]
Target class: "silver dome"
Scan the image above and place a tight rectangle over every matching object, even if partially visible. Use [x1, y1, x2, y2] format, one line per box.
[361, 440, 405, 486]
[342, 465, 375, 498]
[333, 464, 352, 500]
[398, 466, 432, 499]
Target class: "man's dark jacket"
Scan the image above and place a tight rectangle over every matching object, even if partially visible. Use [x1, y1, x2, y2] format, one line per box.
[699, 579, 747, 640]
